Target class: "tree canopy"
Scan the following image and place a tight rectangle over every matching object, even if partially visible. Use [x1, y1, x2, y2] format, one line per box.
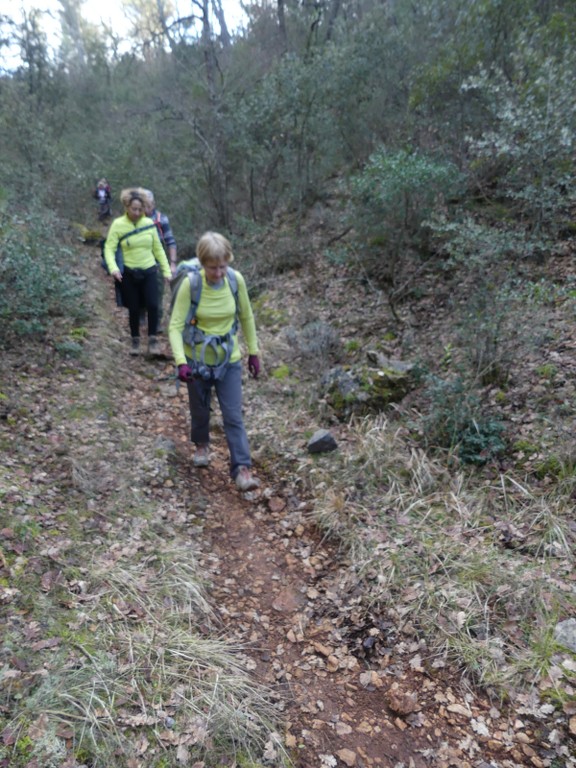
[0, 0, 571, 242]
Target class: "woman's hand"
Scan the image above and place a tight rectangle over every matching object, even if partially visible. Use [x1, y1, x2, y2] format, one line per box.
[178, 364, 194, 382]
[248, 355, 260, 379]
[112, 270, 122, 282]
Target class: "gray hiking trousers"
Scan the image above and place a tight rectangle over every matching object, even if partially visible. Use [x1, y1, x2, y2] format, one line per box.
[185, 362, 251, 478]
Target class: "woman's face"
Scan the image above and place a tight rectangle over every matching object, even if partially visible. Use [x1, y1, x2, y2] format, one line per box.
[203, 259, 227, 285]
[126, 198, 144, 223]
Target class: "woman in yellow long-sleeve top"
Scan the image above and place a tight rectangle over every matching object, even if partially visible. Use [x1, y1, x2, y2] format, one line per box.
[104, 188, 171, 356]
[169, 231, 261, 492]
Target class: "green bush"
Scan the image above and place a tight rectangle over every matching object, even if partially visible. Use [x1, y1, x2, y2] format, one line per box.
[458, 418, 506, 466]
[352, 147, 460, 241]
[419, 376, 506, 465]
[0, 212, 86, 346]
[462, 52, 576, 240]
[349, 147, 462, 289]
[426, 216, 543, 385]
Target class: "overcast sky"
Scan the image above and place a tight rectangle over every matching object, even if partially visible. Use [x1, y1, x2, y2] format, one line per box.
[0, 0, 248, 39]
[0, 0, 248, 68]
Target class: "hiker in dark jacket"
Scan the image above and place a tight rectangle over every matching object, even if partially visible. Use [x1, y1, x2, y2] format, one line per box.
[140, 188, 178, 331]
[103, 188, 171, 356]
[169, 231, 260, 491]
[94, 178, 112, 222]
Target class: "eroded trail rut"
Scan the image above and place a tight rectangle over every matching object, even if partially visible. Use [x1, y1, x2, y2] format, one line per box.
[121, 326, 541, 768]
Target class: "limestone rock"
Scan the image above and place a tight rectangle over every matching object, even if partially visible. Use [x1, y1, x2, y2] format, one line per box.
[554, 618, 576, 652]
[319, 361, 416, 421]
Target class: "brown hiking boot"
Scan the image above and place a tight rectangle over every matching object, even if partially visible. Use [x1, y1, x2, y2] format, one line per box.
[148, 336, 161, 356]
[192, 445, 210, 467]
[235, 467, 260, 491]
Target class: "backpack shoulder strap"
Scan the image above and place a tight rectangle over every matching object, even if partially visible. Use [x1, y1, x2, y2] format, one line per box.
[225, 267, 239, 315]
[181, 265, 238, 340]
[152, 211, 166, 245]
[185, 268, 203, 326]
[117, 222, 156, 246]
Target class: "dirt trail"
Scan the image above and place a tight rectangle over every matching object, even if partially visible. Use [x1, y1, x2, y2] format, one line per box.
[120, 326, 542, 768]
[0, 243, 568, 768]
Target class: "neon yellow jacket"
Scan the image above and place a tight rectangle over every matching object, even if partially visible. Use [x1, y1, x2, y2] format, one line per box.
[104, 214, 171, 277]
[168, 269, 258, 367]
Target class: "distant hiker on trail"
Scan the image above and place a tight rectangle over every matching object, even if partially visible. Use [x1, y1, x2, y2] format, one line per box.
[140, 188, 178, 332]
[169, 231, 261, 492]
[103, 188, 171, 357]
[94, 178, 112, 222]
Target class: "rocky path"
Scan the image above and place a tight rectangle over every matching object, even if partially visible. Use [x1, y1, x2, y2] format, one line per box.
[2, 244, 572, 767]
[128, 342, 545, 768]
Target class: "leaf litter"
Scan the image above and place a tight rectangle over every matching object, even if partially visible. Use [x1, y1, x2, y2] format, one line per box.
[0, 241, 575, 766]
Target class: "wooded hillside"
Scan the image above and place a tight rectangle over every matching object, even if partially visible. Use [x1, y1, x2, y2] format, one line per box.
[1, 1, 576, 766]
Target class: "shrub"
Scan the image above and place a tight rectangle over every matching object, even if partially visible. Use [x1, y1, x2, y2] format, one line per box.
[458, 418, 506, 466]
[350, 147, 462, 284]
[284, 320, 343, 372]
[0, 212, 86, 346]
[418, 375, 506, 465]
[461, 52, 576, 240]
[427, 216, 544, 385]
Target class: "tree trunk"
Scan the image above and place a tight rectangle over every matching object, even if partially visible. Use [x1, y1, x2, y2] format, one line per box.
[201, 0, 229, 226]
[211, 0, 231, 47]
[277, 0, 288, 54]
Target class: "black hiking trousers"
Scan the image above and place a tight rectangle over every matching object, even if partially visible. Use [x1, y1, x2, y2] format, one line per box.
[121, 265, 160, 338]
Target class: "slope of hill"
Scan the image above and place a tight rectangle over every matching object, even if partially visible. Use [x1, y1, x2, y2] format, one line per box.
[1, 226, 575, 766]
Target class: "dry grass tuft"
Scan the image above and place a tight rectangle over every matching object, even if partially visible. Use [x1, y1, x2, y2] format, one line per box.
[303, 415, 576, 693]
[3, 542, 287, 767]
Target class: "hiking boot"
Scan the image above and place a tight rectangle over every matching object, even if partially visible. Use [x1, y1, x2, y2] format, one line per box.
[235, 467, 260, 491]
[148, 336, 161, 356]
[130, 337, 140, 356]
[193, 445, 210, 467]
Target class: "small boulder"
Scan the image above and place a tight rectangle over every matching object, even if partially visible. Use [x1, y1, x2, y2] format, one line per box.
[554, 618, 576, 652]
[307, 429, 338, 454]
[319, 360, 416, 421]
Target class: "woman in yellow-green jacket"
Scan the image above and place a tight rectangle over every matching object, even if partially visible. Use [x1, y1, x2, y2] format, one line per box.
[169, 231, 260, 492]
[104, 188, 171, 356]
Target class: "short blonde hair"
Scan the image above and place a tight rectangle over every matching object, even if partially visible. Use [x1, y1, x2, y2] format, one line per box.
[120, 187, 145, 208]
[196, 231, 234, 265]
[139, 188, 154, 206]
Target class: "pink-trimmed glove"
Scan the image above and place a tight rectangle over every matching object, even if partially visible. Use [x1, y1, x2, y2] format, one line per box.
[177, 364, 194, 382]
[248, 355, 260, 379]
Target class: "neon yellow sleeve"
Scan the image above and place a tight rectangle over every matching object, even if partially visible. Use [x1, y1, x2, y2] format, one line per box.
[236, 272, 259, 355]
[168, 276, 191, 367]
[103, 219, 122, 273]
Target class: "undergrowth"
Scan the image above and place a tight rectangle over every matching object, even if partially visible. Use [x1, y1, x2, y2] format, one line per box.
[0, 211, 88, 343]
[0, 249, 288, 768]
[302, 415, 576, 696]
